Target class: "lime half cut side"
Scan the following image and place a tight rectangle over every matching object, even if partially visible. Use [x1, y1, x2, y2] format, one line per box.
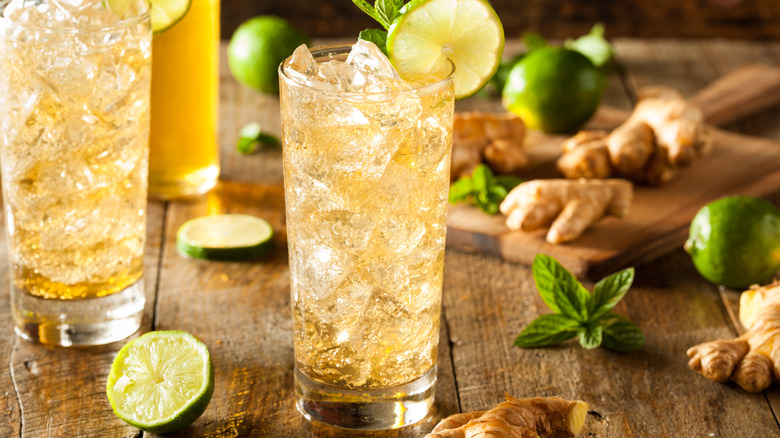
[387, 0, 504, 99]
[106, 0, 192, 32]
[106, 331, 214, 433]
[177, 214, 274, 261]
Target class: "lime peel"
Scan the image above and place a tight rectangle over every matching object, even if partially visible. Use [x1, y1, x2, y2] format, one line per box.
[106, 331, 214, 433]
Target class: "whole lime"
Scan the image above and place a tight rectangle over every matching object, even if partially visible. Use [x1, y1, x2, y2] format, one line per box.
[685, 196, 780, 289]
[502, 47, 607, 133]
[227, 16, 309, 94]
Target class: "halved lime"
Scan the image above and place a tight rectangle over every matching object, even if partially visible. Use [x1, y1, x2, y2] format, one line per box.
[177, 214, 274, 261]
[387, 0, 504, 99]
[106, 331, 214, 433]
[106, 0, 192, 33]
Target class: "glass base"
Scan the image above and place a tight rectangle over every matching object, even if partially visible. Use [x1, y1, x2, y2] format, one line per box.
[295, 365, 436, 430]
[148, 164, 219, 200]
[12, 279, 145, 347]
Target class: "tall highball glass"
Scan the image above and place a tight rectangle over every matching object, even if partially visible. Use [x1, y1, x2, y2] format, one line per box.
[279, 43, 454, 429]
[0, 0, 152, 346]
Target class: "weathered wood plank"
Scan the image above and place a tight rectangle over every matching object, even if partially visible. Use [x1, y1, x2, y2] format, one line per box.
[5, 201, 166, 437]
[442, 247, 780, 436]
[147, 181, 459, 437]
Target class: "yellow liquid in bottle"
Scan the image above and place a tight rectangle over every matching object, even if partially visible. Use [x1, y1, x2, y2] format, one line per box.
[149, 0, 220, 199]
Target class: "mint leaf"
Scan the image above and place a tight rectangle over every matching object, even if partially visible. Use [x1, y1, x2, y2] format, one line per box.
[358, 29, 388, 55]
[495, 175, 523, 192]
[565, 23, 613, 68]
[352, 0, 386, 28]
[532, 254, 590, 321]
[448, 177, 473, 203]
[375, 0, 403, 29]
[522, 32, 547, 52]
[448, 164, 518, 215]
[600, 314, 645, 352]
[514, 314, 580, 348]
[471, 164, 492, 193]
[578, 324, 603, 349]
[237, 122, 280, 154]
[588, 267, 634, 321]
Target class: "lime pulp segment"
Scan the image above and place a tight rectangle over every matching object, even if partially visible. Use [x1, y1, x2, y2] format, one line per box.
[387, 0, 505, 99]
[106, 331, 214, 433]
[177, 214, 274, 260]
[107, 0, 192, 32]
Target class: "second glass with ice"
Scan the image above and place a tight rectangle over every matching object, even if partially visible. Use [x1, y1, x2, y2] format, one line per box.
[280, 41, 454, 429]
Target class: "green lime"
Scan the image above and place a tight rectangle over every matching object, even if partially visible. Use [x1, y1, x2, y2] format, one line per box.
[106, 0, 191, 33]
[685, 196, 780, 289]
[503, 47, 607, 133]
[106, 331, 214, 433]
[177, 214, 274, 261]
[227, 16, 309, 94]
[386, 0, 504, 99]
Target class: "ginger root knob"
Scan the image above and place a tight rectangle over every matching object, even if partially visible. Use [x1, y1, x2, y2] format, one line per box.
[426, 394, 589, 438]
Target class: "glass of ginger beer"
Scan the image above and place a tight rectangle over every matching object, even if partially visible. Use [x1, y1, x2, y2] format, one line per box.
[0, 0, 152, 346]
[148, 0, 220, 199]
[279, 42, 454, 429]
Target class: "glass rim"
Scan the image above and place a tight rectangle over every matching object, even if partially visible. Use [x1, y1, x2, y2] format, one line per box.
[279, 43, 456, 98]
[0, 1, 151, 35]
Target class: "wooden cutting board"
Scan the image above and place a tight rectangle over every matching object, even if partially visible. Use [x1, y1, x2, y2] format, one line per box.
[446, 64, 780, 279]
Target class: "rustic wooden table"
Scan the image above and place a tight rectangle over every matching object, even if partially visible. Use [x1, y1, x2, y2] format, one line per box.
[2, 39, 780, 438]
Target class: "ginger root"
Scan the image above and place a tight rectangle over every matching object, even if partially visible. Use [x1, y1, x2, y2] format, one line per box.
[500, 179, 633, 244]
[557, 86, 711, 185]
[687, 281, 780, 392]
[425, 394, 588, 438]
[452, 112, 527, 179]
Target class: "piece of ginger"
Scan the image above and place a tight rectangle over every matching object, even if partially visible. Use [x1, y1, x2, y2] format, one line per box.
[425, 394, 589, 438]
[500, 179, 633, 244]
[687, 281, 780, 392]
[452, 112, 527, 179]
[557, 86, 711, 185]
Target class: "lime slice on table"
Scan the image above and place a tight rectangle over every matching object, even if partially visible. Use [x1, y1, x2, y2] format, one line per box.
[177, 214, 274, 261]
[106, 331, 214, 433]
[387, 0, 504, 99]
[106, 0, 192, 33]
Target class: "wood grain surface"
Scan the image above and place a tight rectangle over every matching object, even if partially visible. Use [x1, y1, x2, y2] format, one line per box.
[1, 39, 780, 438]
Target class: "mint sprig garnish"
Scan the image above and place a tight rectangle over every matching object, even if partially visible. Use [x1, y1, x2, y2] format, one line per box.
[449, 164, 522, 215]
[515, 254, 645, 352]
[354, 0, 407, 54]
[237, 122, 280, 154]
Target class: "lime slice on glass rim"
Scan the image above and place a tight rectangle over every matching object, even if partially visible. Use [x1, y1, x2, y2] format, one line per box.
[106, 0, 192, 33]
[106, 331, 214, 433]
[387, 0, 504, 99]
[177, 214, 274, 261]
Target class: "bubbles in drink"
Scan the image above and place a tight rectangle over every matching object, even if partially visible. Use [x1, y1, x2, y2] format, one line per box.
[282, 42, 453, 389]
[0, 0, 152, 298]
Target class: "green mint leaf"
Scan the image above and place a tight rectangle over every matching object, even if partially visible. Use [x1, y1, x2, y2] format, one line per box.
[588, 267, 634, 321]
[448, 177, 473, 203]
[237, 122, 280, 154]
[476, 199, 499, 215]
[532, 254, 590, 321]
[375, 0, 403, 29]
[494, 175, 523, 191]
[600, 314, 645, 352]
[471, 164, 492, 193]
[578, 324, 603, 349]
[487, 184, 507, 201]
[358, 29, 389, 56]
[514, 314, 580, 348]
[352, 0, 386, 28]
[564, 23, 613, 68]
[522, 32, 547, 52]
